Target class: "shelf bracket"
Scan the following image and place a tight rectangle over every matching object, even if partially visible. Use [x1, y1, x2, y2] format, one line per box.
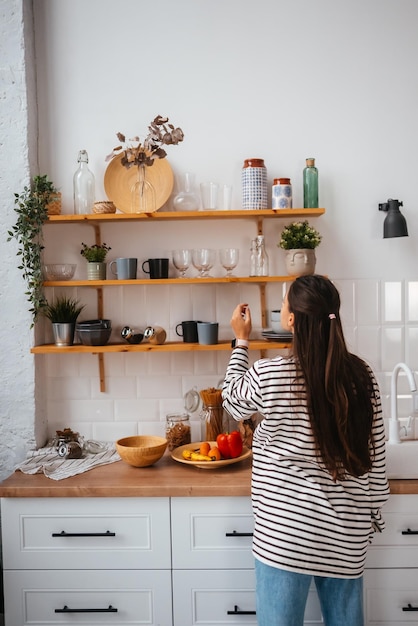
[98, 354, 106, 392]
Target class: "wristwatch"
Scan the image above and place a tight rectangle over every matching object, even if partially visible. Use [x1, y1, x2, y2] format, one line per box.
[231, 338, 249, 348]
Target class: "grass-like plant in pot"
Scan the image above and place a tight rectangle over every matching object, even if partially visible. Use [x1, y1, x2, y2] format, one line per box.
[7, 174, 60, 326]
[278, 220, 322, 276]
[44, 296, 85, 346]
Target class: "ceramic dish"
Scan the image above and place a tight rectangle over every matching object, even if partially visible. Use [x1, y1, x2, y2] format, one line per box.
[262, 330, 293, 342]
[104, 154, 174, 213]
[171, 441, 252, 469]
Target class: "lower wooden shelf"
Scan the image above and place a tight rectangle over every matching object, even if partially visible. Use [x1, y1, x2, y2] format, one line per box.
[31, 340, 292, 354]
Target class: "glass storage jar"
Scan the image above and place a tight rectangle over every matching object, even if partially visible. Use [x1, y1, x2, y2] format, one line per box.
[165, 413, 191, 450]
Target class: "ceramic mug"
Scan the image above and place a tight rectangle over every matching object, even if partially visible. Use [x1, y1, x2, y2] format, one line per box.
[197, 321, 219, 345]
[142, 258, 169, 279]
[176, 320, 200, 343]
[109, 257, 137, 280]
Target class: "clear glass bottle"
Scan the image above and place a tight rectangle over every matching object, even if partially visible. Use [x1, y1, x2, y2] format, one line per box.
[249, 238, 257, 276]
[255, 235, 269, 276]
[73, 149, 95, 214]
[303, 158, 318, 208]
[173, 172, 200, 211]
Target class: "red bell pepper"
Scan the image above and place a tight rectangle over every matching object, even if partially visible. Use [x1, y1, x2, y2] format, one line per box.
[216, 431, 243, 459]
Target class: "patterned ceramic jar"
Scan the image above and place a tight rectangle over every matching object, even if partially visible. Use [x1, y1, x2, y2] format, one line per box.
[272, 177, 292, 209]
[242, 158, 268, 210]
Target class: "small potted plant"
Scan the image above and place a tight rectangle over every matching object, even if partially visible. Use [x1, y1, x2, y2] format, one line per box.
[80, 242, 111, 280]
[7, 174, 60, 326]
[44, 296, 85, 346]
[278, 220, 322, 276]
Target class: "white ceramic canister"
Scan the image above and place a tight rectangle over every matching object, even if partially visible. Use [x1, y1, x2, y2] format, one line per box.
[242, 158, 268, 210]
[272, 177, 292, 209]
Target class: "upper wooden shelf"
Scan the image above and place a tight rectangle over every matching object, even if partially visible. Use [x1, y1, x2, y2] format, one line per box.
[46, 208, 325, 224]
[43, 275, 303, 287]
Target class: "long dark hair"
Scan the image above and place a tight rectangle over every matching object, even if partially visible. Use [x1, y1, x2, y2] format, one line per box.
[287, 275, 375, 480]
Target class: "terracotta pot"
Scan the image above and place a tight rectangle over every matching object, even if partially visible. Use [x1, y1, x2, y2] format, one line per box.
[284, 249, 316, 277]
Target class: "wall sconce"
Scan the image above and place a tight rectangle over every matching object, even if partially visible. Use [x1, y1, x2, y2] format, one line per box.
[378, 198, 409, 238]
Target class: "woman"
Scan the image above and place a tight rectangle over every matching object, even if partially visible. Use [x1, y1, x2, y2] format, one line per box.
[222, 275, 389, 626]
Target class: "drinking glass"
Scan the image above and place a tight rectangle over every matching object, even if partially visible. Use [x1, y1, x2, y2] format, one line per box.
[172, 249, 192, 278]
[220, 248, 239, 277]
[192, 248, 216, 278]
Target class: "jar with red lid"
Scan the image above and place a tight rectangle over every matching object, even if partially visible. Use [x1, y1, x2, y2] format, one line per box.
[272, 177, 292, 209]
[242, 158, 268, 210]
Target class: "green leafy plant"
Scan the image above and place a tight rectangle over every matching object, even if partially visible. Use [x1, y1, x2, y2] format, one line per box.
[106, 115, 184, 168]
[278, 220, 322, 250]
[7, 175, 59, 326]
[80, 242, 111, 262]
[44, 296, 85, 324]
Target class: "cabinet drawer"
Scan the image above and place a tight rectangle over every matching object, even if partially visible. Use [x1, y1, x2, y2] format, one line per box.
[4, 569, 172, 626]
[367, 495, 418, 568]
[1, 497, 171, 570]
[171, 496, 253, 569]
[173, 570, 323, 626]
[364, 568, 418, 624]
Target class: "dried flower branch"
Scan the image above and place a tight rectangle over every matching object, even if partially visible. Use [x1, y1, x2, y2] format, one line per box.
[106, 115, 184, 169]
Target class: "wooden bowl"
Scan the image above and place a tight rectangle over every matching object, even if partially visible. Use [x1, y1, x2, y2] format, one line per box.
[115, 435, 167, 467]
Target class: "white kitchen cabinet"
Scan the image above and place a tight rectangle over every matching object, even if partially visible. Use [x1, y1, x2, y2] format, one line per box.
[1, 497, 171, 626]
[365, 495, 418, 625]
[171, 496, 323, 626]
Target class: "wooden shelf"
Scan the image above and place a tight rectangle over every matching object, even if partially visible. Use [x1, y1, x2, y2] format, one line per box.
[31, 340, 292, 355]
[43, 275, 301, 287]
[46, 208, 325, 224]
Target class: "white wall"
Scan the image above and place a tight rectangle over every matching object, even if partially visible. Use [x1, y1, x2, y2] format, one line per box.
[1, 0, 418, 478]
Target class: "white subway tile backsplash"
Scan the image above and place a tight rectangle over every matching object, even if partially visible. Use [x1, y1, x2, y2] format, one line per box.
[41, 278, 418, 435]
[356, 280, 380, 325]
[407, 282, 418, 322]
[381, 326, 404, 371]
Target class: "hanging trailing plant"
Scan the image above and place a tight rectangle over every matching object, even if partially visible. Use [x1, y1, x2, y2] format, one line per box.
[7, 175, 59, 326]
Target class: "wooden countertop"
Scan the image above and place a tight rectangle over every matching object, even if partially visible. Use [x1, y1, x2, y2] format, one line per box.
[0, 452, 416, 497]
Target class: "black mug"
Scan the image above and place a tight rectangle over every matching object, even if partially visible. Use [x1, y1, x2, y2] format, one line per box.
[176, 320, 199, 343]
[142, 258, 169, 279]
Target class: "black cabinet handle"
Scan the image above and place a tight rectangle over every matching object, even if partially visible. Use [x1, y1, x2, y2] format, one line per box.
[227, 604, 256, 615]
[401, 528, 418, 535]
[403, 603, 418, 612]
[55, 604, 117, 613]
[225, 530, 253, 537]
[52, 530, 116, 537]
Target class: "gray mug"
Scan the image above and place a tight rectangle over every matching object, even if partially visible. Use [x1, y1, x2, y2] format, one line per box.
[197, 321, 219, 345]
[110, 257, 137, 280]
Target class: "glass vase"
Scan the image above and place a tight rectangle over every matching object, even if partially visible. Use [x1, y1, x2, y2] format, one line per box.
[131, 164, 156, 213]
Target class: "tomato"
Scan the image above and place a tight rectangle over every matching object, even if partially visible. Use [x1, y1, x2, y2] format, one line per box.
[216, 431, 243, 459]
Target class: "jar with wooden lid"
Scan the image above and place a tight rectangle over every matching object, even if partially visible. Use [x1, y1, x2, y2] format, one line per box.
[242, 158, 268, 210]
[272, 177, 292, 209]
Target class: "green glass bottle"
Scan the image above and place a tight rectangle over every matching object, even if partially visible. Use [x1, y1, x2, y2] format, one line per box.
[303, 158, 318, 208]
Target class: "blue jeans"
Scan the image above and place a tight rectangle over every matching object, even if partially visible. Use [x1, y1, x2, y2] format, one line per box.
[255, 558, 364, 626]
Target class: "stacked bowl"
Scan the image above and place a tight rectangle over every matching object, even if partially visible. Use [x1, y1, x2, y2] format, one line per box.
[76, 319, 112, 346]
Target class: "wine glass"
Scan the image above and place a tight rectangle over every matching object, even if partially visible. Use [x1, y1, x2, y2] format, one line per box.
[172, 249, 192, 278]
[220, 248, 239, 277]
[192, 248, 216, 278]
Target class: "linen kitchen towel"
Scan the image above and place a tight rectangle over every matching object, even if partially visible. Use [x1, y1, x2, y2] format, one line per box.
[16, 441, 120, 480]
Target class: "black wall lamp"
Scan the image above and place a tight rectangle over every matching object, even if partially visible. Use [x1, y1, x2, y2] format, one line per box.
[378, 198, 409, 238]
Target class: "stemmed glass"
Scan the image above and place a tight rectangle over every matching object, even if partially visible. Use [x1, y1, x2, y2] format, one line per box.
[192, 248, 216, 278]
[220, 248, 239, 277]
[172, 249, 192, 278]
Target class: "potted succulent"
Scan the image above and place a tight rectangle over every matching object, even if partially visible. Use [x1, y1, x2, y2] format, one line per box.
[7, 174, 60, 326]
[278, 220, 322, 276]
[80, 242, 111, 280]
[44, 295, 85, 346]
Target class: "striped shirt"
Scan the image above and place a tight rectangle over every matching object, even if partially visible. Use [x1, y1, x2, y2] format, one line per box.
[222, 347, 390, 578]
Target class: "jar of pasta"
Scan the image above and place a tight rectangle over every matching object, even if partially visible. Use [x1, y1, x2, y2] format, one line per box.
[165, 413, 191, 451]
